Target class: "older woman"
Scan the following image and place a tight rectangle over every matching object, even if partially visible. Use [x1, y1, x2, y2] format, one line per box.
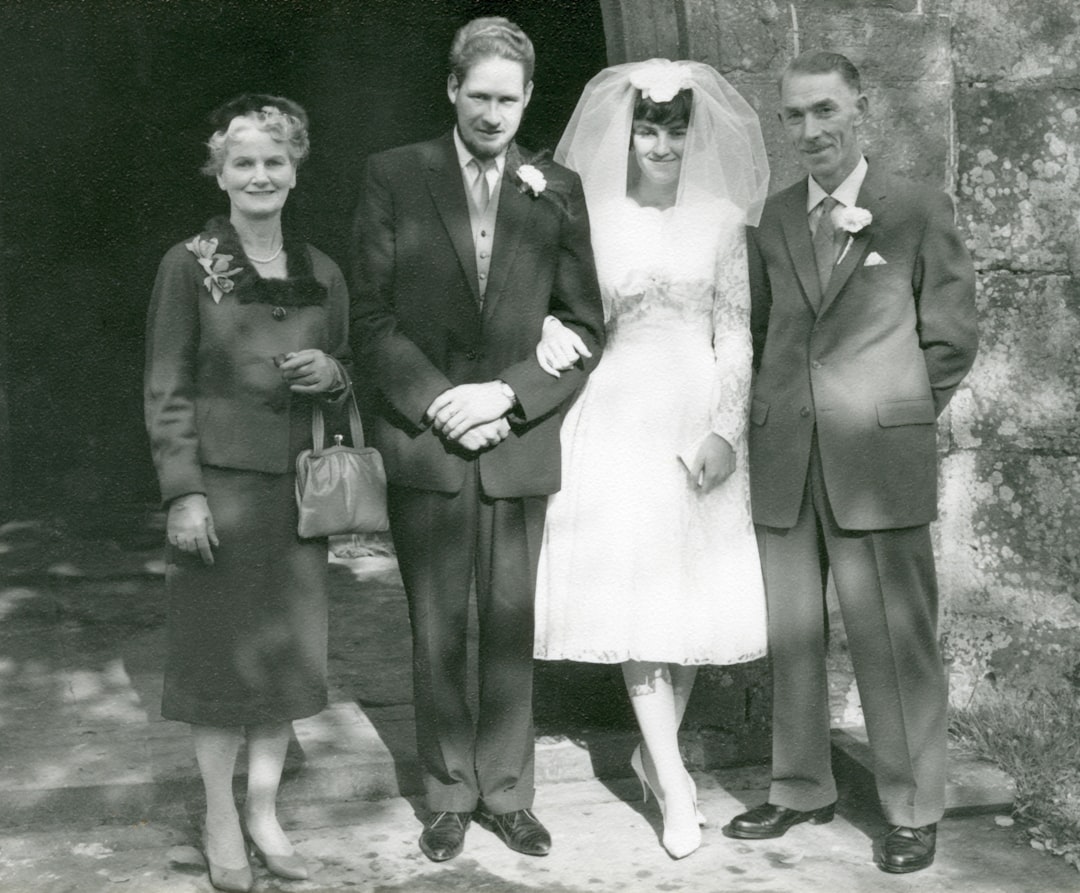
[144, 94, 348, 891]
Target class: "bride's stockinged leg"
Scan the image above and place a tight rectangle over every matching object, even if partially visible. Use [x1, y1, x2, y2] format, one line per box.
[622, 661, 701, 858]
[670, 664, 699, 729]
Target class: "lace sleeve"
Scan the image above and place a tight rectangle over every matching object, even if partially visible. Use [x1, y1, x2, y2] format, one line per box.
[707, 224, 753, 446]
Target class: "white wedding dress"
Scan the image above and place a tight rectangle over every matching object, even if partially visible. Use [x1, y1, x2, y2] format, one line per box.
[534, 197, 768, 665]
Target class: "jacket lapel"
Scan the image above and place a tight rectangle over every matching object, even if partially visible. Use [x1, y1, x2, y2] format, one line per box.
[818, 164, 887, 317]
[424, 133, 482, 305]
[778, 180, 821, 313]
[482, 144, 533, 322]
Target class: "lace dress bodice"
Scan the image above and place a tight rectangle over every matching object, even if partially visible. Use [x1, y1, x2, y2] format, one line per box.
[590, 198, 753, 450]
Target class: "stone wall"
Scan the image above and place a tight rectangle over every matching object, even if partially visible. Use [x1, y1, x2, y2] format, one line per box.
[609, 0, 1080, 737]
[945, 0, 1080, 702]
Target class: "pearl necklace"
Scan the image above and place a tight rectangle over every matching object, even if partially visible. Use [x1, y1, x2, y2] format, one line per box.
[246, 242, 284, 264]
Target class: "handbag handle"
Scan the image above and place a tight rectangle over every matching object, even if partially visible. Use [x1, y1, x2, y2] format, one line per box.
[310, 392, 365, 456]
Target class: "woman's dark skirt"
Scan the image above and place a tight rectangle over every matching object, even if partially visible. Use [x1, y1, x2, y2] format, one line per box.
[161, 466, 328, 726]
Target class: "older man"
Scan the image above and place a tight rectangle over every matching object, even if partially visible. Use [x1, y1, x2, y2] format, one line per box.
[350, 17, 603, 863]
[726, 51, 977, 874]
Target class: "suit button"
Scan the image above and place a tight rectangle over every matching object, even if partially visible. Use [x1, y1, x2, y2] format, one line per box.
[811, 360, 822, 369]
[465, 350, 478, 361]
[800, 406, 811, 418]
[271, 306, 287, 321]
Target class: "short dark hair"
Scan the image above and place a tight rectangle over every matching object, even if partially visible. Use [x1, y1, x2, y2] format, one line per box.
[449, 16, 535, 84]
[633, 88, 693, 129]
[780, 51, 862, 94]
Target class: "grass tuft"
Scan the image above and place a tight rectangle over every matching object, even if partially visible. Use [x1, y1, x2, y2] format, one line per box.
[951, 688, 1080, 871]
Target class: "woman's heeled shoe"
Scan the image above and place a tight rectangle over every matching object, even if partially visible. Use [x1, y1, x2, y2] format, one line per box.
[660, 775, 702, 860]
[201, 831, 253, 893]
[661, 802, 702, 859]
[250, 840, 309, 880]
[630, 745, 707, 826]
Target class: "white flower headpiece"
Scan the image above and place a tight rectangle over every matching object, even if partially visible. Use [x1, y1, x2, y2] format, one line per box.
[628, 59, 694, 104]
[630, 59, 695, 103]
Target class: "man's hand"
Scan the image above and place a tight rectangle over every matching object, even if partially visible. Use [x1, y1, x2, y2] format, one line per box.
[536, 315, 593, 378]
[426, 382, 515, 440]
[166, 493, 219, 565]
[686, 433, 736, 492]
[278, 350, 342, 394]
[455, 417, 512, 452]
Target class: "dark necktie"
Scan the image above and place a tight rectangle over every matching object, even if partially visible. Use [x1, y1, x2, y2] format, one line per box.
[812, 196, 841, 297]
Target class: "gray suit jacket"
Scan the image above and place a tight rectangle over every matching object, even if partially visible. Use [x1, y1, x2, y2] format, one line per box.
[748, 164, 978, 530]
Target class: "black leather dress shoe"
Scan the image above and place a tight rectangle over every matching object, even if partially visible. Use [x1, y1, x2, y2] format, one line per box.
[725, 801, 836, 839]
[475, 807, 551, 856]
[419, 811, 471, 862]
[877, 824, 936, 874]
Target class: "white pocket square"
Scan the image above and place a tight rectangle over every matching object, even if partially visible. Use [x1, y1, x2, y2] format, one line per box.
[864, 251, 887, 266]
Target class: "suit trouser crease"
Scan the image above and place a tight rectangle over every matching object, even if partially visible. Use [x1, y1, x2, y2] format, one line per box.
[761, 436, 947, 828]
[389, 463, 544, 814]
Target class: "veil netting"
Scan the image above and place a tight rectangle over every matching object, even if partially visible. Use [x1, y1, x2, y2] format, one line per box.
[555, 59, 770, 225]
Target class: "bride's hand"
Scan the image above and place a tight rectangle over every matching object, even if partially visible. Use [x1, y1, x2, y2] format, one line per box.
[535, 316, 592, 378]
[687, 434, 736, 491]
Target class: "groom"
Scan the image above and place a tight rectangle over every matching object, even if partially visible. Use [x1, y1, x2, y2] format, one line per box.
[349, 17, 603, 863]
[727, 52, 977, 873]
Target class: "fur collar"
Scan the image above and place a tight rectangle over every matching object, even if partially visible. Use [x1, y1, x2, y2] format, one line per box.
[195, 216, 327, 306]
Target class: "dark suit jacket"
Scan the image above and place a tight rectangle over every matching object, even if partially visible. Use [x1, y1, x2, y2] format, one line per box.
[145, 223, 350, 505]
[748, 164, 978, 530]
[350, 132, 605, 498]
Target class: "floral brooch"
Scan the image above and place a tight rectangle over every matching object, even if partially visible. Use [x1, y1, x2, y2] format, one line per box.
[185, 235, 244, 303]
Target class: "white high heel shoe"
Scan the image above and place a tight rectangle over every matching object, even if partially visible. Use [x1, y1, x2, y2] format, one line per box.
[629, 744, 707, 826]
[659, 776, 702, 860]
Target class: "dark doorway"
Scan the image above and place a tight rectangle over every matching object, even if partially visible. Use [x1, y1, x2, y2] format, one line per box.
[0, 0, 607, 525]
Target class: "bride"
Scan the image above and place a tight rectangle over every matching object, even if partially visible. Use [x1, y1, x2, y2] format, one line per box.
[533, 59, 770, 859]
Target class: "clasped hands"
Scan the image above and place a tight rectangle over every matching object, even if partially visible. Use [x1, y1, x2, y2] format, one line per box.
[426, 382, 515, 452]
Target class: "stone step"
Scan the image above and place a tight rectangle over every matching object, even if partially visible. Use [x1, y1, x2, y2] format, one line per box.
[831, 726, 1016, 815]
[2, 700, 1014, 831]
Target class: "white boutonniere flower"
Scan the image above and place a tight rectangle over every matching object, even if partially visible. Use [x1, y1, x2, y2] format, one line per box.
[185, 235, 244, 303]
[832, 205, 873, 234]
[516, 164, 547, 197]
[629, 59, 693, 104]
[832, 206, 872, 265]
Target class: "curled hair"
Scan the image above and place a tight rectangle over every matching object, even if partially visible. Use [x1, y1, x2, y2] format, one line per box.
[449, 16, 535, 84]
[633, 88, 693, 129]
[780, 51, 862, 94]
[202, 93, 310, 176]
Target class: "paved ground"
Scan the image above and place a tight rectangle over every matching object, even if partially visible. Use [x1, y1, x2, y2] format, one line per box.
[0, 514, 1077, 892]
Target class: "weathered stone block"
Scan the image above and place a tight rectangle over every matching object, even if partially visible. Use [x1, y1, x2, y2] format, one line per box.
[957, 87, 1080, 273]
[938, 450, 1080, 611]
[952, 0, 1080, 84]
[949, 272, 1080, 453]
[685, 1, 949, 80]
[728, 74, 951, 193]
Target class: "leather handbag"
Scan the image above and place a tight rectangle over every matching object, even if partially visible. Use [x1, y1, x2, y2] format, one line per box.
[295, 394, 389, 537]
